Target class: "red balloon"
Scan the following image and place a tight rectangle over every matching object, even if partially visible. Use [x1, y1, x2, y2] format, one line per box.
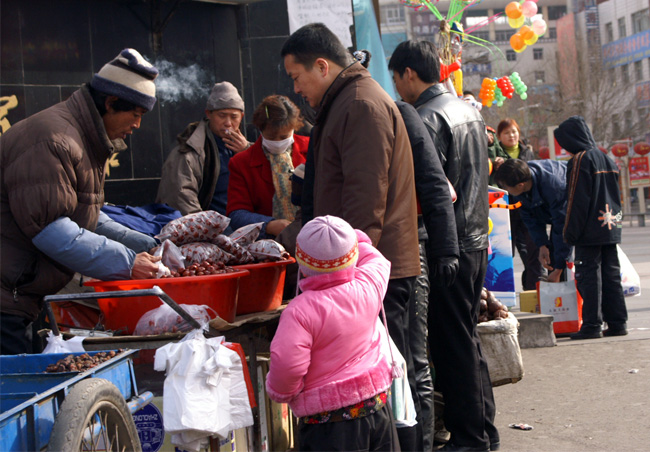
[598, 146, 608, 154]
[633, 142, 650, 156]
[611, 143, 629, 157]
[538, 146, 550, 159]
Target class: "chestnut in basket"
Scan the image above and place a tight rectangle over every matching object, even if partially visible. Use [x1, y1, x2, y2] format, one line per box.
[161, 259, 235, 278]
[45, 349, 125, 373]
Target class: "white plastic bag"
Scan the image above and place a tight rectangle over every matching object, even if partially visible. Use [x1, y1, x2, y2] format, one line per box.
[376, 319, 417, 427]
[153, 331, 253, 451]
[617, 245, 641, 297]
[42, 331, 85, 354]
[134, 303, 216, 336]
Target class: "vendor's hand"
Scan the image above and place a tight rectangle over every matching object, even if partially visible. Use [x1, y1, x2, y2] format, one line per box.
[266, 219, 291, 237]
[131, 252, 162, 280]
[487, 133, 495, 146]
[430, 256, 459, 286]
[547, 268, 563, 283]
[538, 245, 553, 270]
[223, 128, 250, 154]
[493, 156, 505, 171]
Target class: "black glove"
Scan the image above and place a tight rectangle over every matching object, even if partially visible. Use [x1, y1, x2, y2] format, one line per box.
[430, 255, 459, 286]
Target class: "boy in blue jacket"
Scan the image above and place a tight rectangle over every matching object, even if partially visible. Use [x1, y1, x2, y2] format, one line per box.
[495, 159, 571, 283]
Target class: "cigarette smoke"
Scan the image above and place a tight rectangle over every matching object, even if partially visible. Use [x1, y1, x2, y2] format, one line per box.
[153, 58, 210, 105]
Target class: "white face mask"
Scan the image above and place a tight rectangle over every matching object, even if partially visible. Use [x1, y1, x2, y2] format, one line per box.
[262, 133, 294, 155]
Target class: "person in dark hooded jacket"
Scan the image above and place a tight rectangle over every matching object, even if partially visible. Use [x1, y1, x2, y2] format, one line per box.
[554, 116, 628, 339]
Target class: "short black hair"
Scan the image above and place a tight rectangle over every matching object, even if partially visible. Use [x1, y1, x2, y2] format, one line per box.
[494, 158, 532, 188]
[88, 84, 139, 116]
[388, 40, 440, 84]
[280, 23, 353, 69]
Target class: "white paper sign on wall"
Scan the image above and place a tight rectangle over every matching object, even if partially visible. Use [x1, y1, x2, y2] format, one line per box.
[286, 0, 354, 48]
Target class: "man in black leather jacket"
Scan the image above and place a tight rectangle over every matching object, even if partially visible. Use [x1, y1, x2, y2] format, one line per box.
[390, 40, 497, 452]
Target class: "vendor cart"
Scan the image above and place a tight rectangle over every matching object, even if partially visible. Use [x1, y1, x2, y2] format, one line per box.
[39, 286, 285, 451]
[0, 348, 151, 451]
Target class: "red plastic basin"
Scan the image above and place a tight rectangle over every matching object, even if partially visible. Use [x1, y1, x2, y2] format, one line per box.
[84, 270, 249, 334]
[233, 258, 294, 315]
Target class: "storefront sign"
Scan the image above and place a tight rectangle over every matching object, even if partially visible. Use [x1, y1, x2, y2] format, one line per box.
[629, 156, 650, 187]
[602, 29, 650, 67]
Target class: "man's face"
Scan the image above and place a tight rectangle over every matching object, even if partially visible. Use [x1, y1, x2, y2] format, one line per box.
[103, 104, 147, 141]
[206, 108, 243, 139]
[284, 55, 329, 109]
[392, 70, 416, 104]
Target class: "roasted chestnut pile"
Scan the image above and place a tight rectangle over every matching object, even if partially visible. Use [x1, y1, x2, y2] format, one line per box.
[159, 260, 238, 278]
[479, 288, 509, 323]
[45, 350, 125, 373]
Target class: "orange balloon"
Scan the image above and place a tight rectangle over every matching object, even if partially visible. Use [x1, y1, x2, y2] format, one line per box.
[524, 33, 539, 45]
[505, 2, 523, 19]
[510, 33, 525, 51]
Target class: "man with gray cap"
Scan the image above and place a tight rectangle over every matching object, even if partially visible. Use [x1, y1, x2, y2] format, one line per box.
[1, 48, 162, 355]
[157, 81, 250, 216]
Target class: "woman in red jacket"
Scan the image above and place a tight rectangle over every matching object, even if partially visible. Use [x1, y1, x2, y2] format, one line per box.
[227, 95, 309, 238]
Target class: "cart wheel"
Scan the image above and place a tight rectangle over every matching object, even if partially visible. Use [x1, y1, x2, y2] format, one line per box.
[47, 378, 142, 452]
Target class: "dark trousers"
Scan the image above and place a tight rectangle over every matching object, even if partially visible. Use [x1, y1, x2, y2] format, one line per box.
[298, 404, 401, 451]
[574, 244, 628, 330]
[1, 313, 31, 355]
[408, 242, 434, 452]
[383, 276, 419, 451]
[510, 209, 544, 290]
[428, 249, 498, 449]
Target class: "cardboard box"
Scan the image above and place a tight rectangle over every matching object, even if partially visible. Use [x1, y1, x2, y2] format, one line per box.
[519, 290, 539, 313]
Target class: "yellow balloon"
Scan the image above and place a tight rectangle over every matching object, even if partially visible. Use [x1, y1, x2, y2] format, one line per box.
[524, 33, 539, 45]
[488, 217, 494, 235]
[508, 16, 525, 28]
[514, 44, 527, 53]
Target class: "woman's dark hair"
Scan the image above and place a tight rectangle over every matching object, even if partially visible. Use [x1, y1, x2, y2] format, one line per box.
[281, 23, 353, 69]
[497, 118, 521, 137]
[252, 95, 303, 133]
[88, 84, 139, 115]
[494, 158, 532, 188]
[388, 40, 440, 84]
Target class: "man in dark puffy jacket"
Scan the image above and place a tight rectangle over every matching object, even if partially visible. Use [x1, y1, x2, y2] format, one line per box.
[554, 116, 628, 339]
[1, 49, 161, 355]
[390, 40, 497, 452]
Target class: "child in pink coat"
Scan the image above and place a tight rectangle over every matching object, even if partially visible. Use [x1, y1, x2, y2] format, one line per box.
[266, 215, 400, 451]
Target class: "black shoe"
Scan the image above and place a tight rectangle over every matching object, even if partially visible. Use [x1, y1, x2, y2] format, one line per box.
[570, 329, 603, 340]
[603, 328, 628, 337]
[439, 443, 489, 452]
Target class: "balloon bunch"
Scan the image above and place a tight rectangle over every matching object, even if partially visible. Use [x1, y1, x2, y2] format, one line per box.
[479, 78, 497, 107]
[496, 76, 514, 98]
[510, 72, 528, 100]
[479, 73, 528, 106]
[505, 0, 547, 53]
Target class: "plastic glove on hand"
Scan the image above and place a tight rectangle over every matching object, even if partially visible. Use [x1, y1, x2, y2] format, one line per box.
[431, 256, 459, 286]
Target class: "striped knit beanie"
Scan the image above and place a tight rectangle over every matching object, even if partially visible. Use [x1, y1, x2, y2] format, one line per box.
[90, 48, 158, 111]
[296, 216, 359, 277]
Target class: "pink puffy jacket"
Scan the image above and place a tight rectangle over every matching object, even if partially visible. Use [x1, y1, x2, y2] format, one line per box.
[265, 230, 393, 417]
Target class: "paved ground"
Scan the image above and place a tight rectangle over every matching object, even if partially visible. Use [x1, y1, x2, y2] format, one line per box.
[493, 225, 650, 451]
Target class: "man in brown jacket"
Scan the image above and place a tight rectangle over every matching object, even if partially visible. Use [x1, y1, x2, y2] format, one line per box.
[0, 49, 161, 355]
[281, 23, 421, 451]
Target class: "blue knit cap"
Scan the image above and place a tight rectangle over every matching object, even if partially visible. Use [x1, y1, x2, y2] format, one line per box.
[90, 48, 158, 111]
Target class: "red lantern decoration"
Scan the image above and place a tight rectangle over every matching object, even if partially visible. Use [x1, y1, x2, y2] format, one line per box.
[598, 146, 608, 154]
[538, 146, 550, 159]
[633, 142, 650, 156]
[611, 143, 629, 157]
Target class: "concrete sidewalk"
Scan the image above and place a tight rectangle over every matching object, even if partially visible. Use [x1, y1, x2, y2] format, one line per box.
[493, 225, 650, 451]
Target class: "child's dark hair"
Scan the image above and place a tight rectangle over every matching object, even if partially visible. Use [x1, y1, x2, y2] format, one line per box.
[88, 84, 140, 115]
[281, 23, 353, 69]
[388, 40, 440, 84]
[494, 158, 532, 188]
[252, 95, 303, 133]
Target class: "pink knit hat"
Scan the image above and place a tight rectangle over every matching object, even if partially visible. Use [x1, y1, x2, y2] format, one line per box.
[295, 216, 359, 277]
